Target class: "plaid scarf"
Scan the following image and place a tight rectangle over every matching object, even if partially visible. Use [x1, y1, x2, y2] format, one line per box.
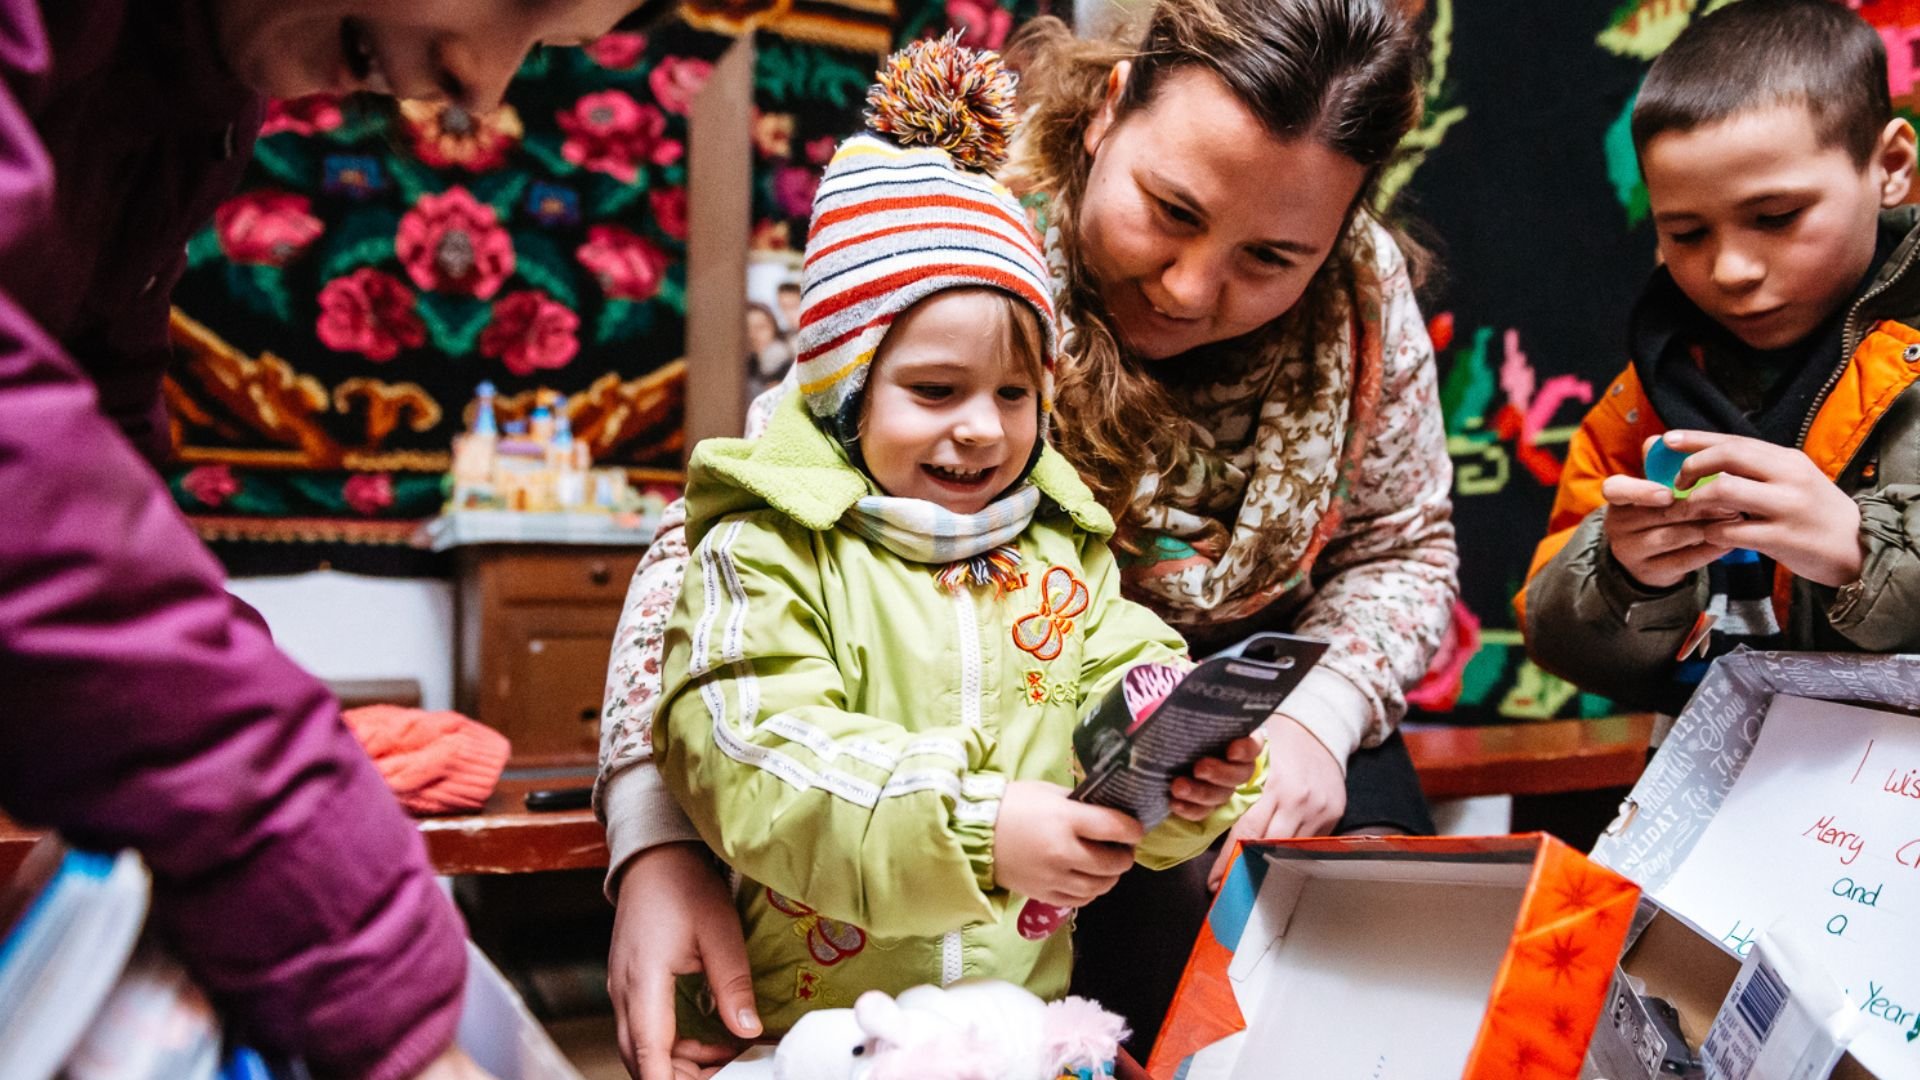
[842, 485, 1041, 593]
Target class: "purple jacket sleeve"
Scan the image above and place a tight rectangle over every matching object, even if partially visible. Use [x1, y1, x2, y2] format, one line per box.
[0, 19, 465, 1080]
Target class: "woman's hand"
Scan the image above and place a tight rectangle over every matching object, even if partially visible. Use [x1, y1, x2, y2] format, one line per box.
[994, 780, 1143, 908]
[1168, 731, 1264, 821]
[1206, 715, 1345, 890]
[608, 843, 763, 1080]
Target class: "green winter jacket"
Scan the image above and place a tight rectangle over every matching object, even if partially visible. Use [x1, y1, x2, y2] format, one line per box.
[655, 394, 1249, 1036]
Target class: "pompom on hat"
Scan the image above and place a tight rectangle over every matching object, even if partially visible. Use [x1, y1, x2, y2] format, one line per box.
[794, 34, 1057, 448]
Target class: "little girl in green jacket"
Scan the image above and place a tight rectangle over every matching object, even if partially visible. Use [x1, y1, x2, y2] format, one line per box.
[653, 40, 1258, 1043]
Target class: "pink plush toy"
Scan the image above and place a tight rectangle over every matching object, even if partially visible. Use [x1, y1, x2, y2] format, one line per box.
[770, 981, 1128, 1080]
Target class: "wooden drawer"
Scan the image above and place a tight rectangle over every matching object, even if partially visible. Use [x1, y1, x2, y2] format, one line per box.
[484, 551, 639, 604]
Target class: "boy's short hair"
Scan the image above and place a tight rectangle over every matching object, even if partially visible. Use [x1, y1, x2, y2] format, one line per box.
[1631, 0, 1891, 167]
[777, 281, 802, 297]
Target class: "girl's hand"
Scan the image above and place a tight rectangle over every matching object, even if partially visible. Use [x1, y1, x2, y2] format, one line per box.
[1206, 716, 1345, 890]
[994, 780, 1143, 908]
[1168, 731, 1264, 821]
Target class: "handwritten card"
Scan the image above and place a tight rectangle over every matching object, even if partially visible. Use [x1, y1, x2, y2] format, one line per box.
[1650, 694, 1920, 1078]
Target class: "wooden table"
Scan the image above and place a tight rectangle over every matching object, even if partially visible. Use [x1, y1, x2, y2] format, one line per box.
[2, 718, 1655, 880]
[1402, 713, 1653, 801]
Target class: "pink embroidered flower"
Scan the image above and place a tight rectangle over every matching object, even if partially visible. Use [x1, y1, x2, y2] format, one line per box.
[395, 187, 516, 299]
[804, 135, 837, 165]
[316, 269, 426, 362]
[649, 56, 713, 115]
[945, 0, 1013, 50]
[182, 465, 240, 508]
[480, 290, 580, 376]
[261, 94, 344, 136]
[577, 225, 668, 302]
[773, 164, 821, 219]
[344, 473, 395, 516]
[214, 191, 323, 267]
[400, 101, 523, 172]
[753, 110, 794, 159]
[586, 31, 647, 69]
[648, 187, 689, 241]
[557, 91, 682, 184]
[751, 219, 792, 252]
[1406, 600, 1482, 713]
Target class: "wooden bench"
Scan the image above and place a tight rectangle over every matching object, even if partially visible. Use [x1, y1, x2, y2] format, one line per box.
[1, 718, 1654, 881]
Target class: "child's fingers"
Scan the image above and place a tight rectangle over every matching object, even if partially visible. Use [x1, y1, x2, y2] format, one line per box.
[1168, 797, 1213, 822]
[1223, 732, 1266, 763]
[1602, 474, 1677, 508]
[1680, 472, 1786, 522]
[1186, 756, 1257, 790]
[1066, 802, 1146, 847]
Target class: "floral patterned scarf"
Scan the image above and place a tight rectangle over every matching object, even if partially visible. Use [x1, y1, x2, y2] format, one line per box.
[1040, 212, 1387, 634]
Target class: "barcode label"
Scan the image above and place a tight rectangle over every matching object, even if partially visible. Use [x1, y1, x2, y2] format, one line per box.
[1735, 958, 1789, 1039]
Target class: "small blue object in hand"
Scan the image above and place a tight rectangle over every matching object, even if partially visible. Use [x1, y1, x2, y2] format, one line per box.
[1644, 438, 1716, 499]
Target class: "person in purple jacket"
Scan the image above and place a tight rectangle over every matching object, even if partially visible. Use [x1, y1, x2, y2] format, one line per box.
[0, 2, 655, 1079]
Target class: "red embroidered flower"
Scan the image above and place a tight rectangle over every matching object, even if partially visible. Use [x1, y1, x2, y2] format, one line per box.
[182, 465, 240, 508]
[774, 165, 822, 219]
[752, 110, 794, 159]
[480, 290, 580, 376]
[557, 91, 682, 184]
[648, 187, 689, 241]
[214, 191, 323, 267]
[586, 32, 647, 69]
[577, 225, 668, 302]
[344, 473, 395, 516]
[649, 56, 713, 115]
[804, 135, 837, 165]
[316, 269, 426, 362]
[399, 101, 524, 172]
[946, 0, 1013, 50]
[395, 187, 516, 299]
[261, 94, 344, 137]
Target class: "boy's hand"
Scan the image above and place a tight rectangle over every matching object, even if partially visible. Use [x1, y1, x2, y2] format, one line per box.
[1600, 468, 1733, 589]
[1168, 731, 1264, 822]
[994, 780, 1143, 908]
[1661, 431, 1865, 588]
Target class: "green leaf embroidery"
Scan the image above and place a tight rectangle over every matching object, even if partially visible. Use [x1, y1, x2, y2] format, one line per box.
[594, 172, 648, 217]
[387, 154, 444, 205]
[511, 230, 581, 309]
[250, 138, 312, 188]
[474, 173, 533, 219]
[594, 299, 655, 346]
[320, 209, 402, 279]
[418, 293, 494, 356]
[227, 263, 294, 322]
[522, 131, 579, 175]
[186, 226, 223, 270]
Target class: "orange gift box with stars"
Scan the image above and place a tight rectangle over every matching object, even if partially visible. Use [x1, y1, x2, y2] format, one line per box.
[1148, 833, 1640, 1079]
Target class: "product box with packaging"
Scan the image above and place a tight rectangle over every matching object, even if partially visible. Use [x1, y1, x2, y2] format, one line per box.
[1590, 650, 1920, 1080]
[1148, 833, 1639, 1079]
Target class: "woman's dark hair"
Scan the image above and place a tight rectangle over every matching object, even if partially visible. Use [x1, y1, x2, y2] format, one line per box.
[1003, 0, 1426, 519]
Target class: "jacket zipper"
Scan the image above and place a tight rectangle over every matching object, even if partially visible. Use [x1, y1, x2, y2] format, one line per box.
[1810, 236, 1920, 448]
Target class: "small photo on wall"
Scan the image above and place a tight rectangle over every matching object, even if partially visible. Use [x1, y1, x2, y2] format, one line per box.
[746, 252, 802, 407]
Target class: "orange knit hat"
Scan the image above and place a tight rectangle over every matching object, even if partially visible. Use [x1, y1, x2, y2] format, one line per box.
[341, 705, 511, 816]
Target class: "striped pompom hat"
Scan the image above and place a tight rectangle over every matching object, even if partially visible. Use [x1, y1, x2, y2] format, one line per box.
[795, 34, 1056, 447]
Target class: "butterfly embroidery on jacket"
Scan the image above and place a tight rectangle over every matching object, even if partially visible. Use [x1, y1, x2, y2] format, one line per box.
[767, 888, 867, 966]
[1012, 566, 1089, 662]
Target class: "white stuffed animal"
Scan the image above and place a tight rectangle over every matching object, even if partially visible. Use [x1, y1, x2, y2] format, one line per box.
[771, 981, 1127, 1080]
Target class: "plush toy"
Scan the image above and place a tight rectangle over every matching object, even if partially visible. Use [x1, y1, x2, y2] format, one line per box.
[771, 981, 1128, 1080]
